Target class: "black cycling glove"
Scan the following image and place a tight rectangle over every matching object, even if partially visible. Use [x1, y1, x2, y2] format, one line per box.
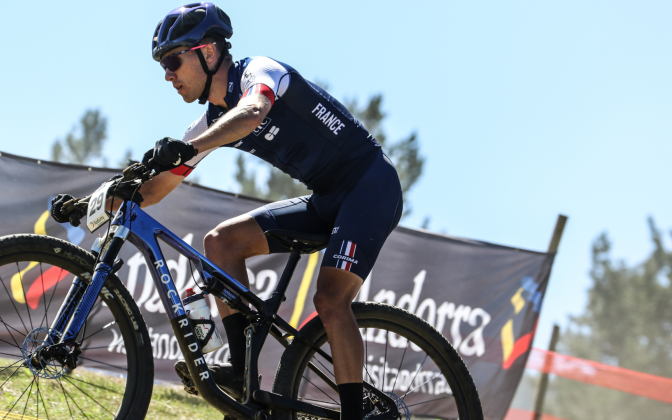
[142, 137, 198, 173]
[51, 194, 86, 226]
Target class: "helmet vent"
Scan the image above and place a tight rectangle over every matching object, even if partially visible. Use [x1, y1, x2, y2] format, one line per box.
[168, 8, 206, 41]
[161, 16, 178, 43]
[216, 9, 232, 34]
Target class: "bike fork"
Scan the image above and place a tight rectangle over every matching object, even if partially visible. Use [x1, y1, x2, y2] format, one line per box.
[47, 226, 129, 346]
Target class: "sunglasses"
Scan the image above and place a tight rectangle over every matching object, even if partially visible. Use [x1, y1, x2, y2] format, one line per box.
[160, 43, 213, 72]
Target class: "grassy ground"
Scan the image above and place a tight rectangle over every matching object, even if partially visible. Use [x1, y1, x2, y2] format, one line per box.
[0, 357, 219, 419]
[147, 382, 223, 420]
[1, 358, 433, 419]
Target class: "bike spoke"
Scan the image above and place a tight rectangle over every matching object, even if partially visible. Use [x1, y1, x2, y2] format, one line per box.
[362, 328, 375, 385]
[77, 356, 128, 372]
[20, 376, 35, 419]
[0, 316, 22, 349]
[0, 365, 23, 390]
[67, 375, 123, 395]
[15, 263, 35, 332]
[401, 370, 439, 400]
[0, 274, 29, 334]
[38, 263, 49, 330]
[41, 268, 64, 328]
[2, 375, 35, 419]
[302, 375, 339, 406]
[38, 378, 51, 420]
[310, 353, 335, 379]
[390, 337, 409, 392]
[82, 321, 115, 342]
[0, 336, 21, 350]
[405, 393, 454, 408]
[63, 381, 90, 419]
[63, 375, 113, 414]
[0, 359, 26, 376]
[403, 353, 429, 396]
[0, 352, 23, 359]
[57, 379, 75, 419]
[36, 376, 39, 419]
[76, 345, 114, 351]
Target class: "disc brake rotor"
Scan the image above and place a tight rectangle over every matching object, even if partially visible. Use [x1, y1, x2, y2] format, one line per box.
[21, 327, 67, 379]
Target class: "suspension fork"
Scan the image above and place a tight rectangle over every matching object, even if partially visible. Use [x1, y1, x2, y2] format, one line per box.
[47, 226, 129, 345]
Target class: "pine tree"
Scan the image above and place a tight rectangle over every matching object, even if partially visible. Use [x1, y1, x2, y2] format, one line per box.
[51, 109, 108, 165]
[546, 218, 672, 419]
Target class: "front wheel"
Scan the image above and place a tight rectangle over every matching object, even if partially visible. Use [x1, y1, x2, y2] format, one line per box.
[0, 234, 154, 419]
[272, 301, 483, 420]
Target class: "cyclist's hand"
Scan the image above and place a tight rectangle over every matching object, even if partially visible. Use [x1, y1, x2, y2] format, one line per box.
[142, 137, 197, 173]
[51, 194, 75, 223]
[50, 194, 85, 226]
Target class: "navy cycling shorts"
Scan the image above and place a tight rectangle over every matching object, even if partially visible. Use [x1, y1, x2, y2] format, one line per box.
[248, 150, 403, 281]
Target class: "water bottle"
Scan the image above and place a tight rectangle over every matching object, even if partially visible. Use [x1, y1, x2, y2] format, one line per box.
[183, 288, 224, 353]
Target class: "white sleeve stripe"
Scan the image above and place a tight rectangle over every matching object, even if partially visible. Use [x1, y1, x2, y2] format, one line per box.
[240, 57, 290, 97]
[277, 73, 290, 97]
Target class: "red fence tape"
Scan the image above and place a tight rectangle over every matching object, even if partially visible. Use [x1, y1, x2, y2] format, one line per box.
[504, 408, 567, 420]
[526, 348, 672, 404]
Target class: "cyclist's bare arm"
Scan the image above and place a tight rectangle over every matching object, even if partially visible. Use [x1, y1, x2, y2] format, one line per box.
[103, 170, 182, 211]
[138, 170, 184, 207]
[104, 93, 271, 211]
[190, 93, 272, 153]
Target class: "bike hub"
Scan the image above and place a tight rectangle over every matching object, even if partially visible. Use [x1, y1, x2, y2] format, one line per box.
[22, 327, 81, 379]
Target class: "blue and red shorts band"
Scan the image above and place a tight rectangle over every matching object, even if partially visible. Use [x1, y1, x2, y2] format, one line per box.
[247, 150, 403, 281]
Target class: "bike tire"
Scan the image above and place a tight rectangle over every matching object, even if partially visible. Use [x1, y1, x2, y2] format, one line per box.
[272, 301, 483, 420]
[0, 234, 154, 419]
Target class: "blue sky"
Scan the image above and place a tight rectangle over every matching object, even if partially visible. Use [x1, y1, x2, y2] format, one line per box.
[1, 0, 671, 349]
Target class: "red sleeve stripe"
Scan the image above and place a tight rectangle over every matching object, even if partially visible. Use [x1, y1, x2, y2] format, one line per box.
[242, 83, 275, 105]
[169, 164, 195, 177]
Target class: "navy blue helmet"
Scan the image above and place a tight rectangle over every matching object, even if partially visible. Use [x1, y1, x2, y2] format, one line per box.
[152, 2, 233, 62]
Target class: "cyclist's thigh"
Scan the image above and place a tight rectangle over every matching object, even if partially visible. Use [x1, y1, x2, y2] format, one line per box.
[248, 195, 333, 253]
[320, 152, 403, 281]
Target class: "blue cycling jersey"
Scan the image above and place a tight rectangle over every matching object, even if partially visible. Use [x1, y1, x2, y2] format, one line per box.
[184, 56, 381, 193]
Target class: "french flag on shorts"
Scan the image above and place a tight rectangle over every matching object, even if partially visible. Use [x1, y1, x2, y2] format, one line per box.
[336, 240, 357, 271]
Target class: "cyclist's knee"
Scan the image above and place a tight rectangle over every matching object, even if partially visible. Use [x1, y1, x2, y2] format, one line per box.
[203, 214, 268, 259]
[313, 291, 352, 324]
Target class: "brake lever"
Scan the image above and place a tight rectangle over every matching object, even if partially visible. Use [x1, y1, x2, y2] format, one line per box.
[59, 164, 153, 216]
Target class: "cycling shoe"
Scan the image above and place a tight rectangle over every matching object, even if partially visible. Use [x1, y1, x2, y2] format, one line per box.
[174, 360, 244, 400]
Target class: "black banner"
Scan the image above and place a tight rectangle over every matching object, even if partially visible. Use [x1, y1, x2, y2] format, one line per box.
[0, 152, 554, 419]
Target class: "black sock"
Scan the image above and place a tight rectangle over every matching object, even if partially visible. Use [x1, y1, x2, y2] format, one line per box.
[222, 313, 248, 377]
[338, 382, 363, 420]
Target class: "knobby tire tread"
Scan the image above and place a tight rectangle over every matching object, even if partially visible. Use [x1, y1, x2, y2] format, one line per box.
[272, 301, 483, 420]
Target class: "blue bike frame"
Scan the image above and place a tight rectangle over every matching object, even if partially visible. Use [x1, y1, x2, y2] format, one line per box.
[47, 199, 342, 419]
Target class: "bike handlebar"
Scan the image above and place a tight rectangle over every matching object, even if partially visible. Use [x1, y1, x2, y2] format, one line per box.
[60, 163, 157, 221]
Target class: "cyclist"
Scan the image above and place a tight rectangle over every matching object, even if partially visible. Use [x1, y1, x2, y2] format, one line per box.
[56, 3, 402, 418]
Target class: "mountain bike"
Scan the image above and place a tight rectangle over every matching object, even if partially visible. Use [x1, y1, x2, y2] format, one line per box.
[0, 164, 483, 419]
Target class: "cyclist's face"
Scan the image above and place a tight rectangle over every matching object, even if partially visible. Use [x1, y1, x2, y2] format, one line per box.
[162, 46, 207, 103]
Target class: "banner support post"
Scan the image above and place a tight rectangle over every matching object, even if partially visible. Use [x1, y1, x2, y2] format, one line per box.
[547, 214, 568, 254]
[530, 215, 567, 419]
[533, 324, 560, 420]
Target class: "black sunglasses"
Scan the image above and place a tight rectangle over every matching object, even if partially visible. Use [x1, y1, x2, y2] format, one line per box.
[160, 43, 212, 72]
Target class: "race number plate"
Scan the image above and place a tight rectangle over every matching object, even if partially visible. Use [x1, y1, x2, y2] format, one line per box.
[86, 181, 113, 233]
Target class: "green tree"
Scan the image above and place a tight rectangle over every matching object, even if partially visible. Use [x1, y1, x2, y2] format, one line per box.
[234, 94, 425, 216]
[51, 109, 108, 165]
[546, 218, 672, 420]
